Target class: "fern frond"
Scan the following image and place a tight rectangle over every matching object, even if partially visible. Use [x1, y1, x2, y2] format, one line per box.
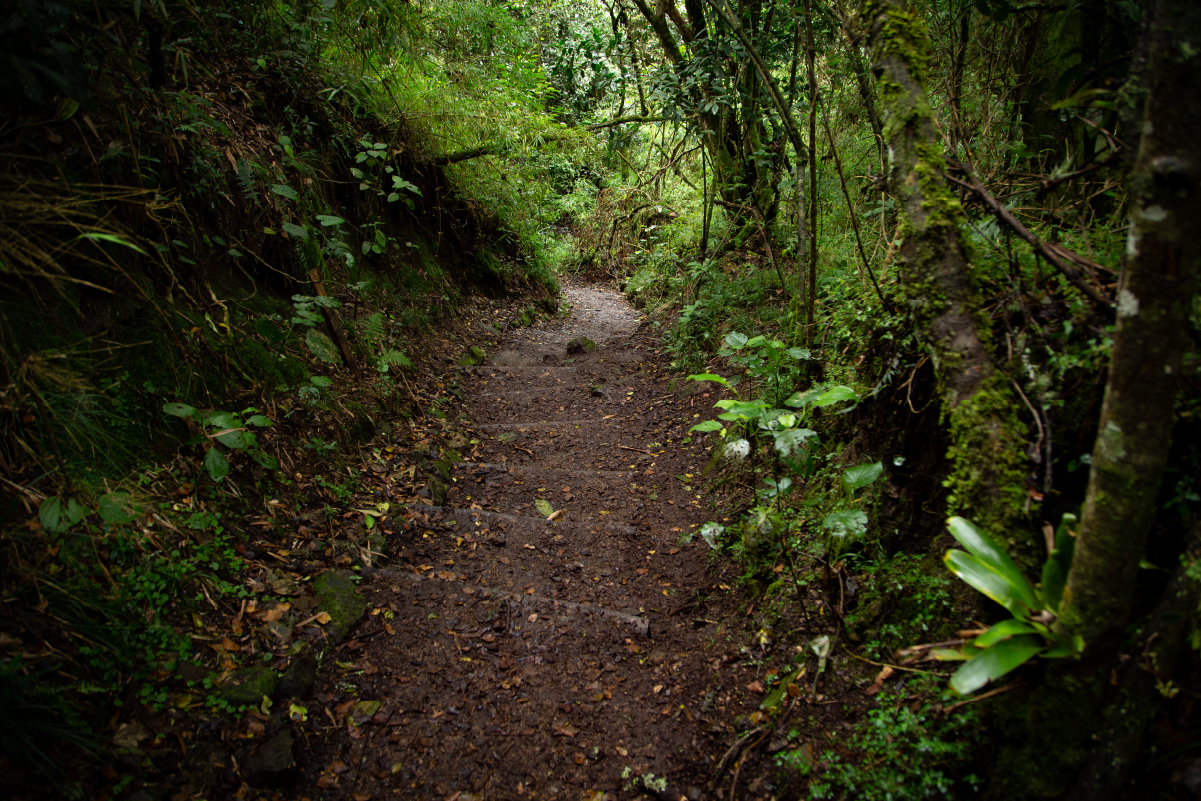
[236, 158, 259, 207]
[358, 312, 385, 346]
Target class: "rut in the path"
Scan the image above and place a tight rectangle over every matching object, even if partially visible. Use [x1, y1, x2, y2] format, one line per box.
[298, 285, 755, 799]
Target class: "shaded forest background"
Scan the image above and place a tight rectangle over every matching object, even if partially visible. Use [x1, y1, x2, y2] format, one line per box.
[0, 0, 1198, 798]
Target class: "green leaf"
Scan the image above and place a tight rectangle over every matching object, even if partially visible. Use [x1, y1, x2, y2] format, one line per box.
[723, 332, 749, 349]
[535, 498, 554, 518]
[316, 215, 345, 227]
[281, 222, 308, 240]
[950, 634, 1045, 694]
[786, 347, 811, 360]
[1041, 513, 1077, 613]
[687, 373, 730, 386]
[689, 420, 723, 433]
[305, 329, 340, 364]
[310, 376, 333, 387]
[843, 462, 883, 491]
[773, 428, 817, 456]
[714, 399, 769, 419]
[39, 496, 90, 534]
[244, 415, 271, 427]
[271, 184, 298, 200]
[944, 550, 1033, 617]
[946, 517, 1040, 612]
[163, 402, 198, 419]
[972, 618, 1043, 649]
[98, 492, 144, 525]
[204, 448, 230, 482]
[821, 509, 868, 539]
[77, 232, 149, 256]
[745, 335, 768, 348]
[812, 386, 859, 407]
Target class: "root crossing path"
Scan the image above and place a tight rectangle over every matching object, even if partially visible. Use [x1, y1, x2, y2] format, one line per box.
[303, 284, 772, 800]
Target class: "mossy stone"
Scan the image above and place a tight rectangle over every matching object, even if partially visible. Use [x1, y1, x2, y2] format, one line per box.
[429, 477, 448, 505]
[313, 571, 366, 643]
[458, 355, 477, 367]
[217, 666, 279, 707]
[277, 643, 317, 699]
[470, 345, 485, 360]
[567, 337, 597, 354]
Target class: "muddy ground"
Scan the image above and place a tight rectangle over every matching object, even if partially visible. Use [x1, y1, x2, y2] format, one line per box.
[270, 283, 862, 801]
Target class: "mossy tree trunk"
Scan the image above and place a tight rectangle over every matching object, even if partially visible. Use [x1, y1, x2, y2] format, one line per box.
[1055, 0, 1200, 662]
[863, 0, 1028, 536]
[994, 2, 1200, 797]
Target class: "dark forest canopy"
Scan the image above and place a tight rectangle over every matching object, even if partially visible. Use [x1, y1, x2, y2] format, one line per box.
[0, 0, 1198, 798]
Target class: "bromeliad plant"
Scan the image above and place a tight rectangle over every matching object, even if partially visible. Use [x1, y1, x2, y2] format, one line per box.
[934, 515, 1082, 694]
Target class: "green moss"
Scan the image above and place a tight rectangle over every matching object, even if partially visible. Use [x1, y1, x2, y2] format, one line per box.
[943, 374, 1032, 557]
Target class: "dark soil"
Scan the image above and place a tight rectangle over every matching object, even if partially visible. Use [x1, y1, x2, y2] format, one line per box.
[280, 284, 859, 800]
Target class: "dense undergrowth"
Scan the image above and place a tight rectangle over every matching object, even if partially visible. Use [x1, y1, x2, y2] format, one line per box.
[2, 0, 1199, 798]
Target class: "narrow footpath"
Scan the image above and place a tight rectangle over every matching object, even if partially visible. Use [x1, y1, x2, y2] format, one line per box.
[298, 284, 842, 800]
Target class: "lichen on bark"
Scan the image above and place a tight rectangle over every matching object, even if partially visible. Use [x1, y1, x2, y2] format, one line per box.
[865, 0, 1030, 537]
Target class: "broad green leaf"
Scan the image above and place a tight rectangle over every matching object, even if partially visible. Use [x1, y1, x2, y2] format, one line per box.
[204, 448, 230, 482]
[163, 402, 197, 419]
[944, 550, 1031, 617]
[773, 428, 817, 456]
[535, 498, 554, 518]
[281, 222, 308, 240]
[843, 461, 883, 491]
[745, 335, 768, 348]
[973, 618, 1042, 649]
[252, 451, 280, 470]
[714, 399, 769, 419]
[785, 387, 823, 408]
[271, 184, 298, 200]
[98, 492, 144, 525]
[950, 634, 1045, 694]
[687, 373, 730, 386]
[812, 386, 859, 407]
[204, 411, 238, 429]
[723, 332, 749, 349]
[244, 415, 271, 427]
[310, 376, 333, 387]
[690, 420, 723, 432]
[39, 496, 90, 533]
[214, 429, 248, 449]
[821, 509, 868, 539]
[786, 347, 811, 360]
[946, 517, 1040, 611]
[305, 329, 340, 364]
[316, 215, 345, 227]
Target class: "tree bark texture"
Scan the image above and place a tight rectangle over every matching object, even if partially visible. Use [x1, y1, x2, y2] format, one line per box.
[865, 0, 1029, 536]
[1056, 0, 1201, 651]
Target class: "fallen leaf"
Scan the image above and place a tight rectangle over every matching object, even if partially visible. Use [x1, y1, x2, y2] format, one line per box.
[535, 498, 554, 518]
[436, 570, 457, 581]
[523, 544, 536, 550]
[315, 611, 332, 624]
[747, 681, 766, 693]
[615, 746, 628, 756]
[573, 752, 586, 765]
[553, 722, 578, 737]
[353, 792, 373, 801]
[527, 613, 538, 622]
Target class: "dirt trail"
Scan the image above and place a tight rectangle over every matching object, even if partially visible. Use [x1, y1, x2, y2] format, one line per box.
[298, 284, 803, 800]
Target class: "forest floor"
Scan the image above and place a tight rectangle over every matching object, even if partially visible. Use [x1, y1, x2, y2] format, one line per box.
[283, 282, 859, 800]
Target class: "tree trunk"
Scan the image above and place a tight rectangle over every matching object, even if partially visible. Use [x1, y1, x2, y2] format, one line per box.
[992, 2, 1200, 797]
[865, 0, 1029, 536]
[1056, 0, 1201, 656]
